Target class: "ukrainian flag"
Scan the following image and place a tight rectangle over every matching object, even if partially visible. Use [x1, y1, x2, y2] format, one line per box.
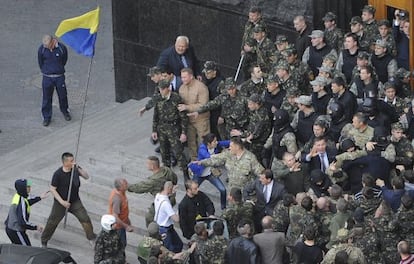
[55, 7, 100, 57]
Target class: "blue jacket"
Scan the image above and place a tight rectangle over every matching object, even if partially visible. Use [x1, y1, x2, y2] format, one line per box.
[381, 187, 414, 212]
[188, 140, 230, 176]
[38, 42, 68, 75]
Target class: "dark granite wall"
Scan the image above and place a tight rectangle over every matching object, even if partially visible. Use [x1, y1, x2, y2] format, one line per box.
[112, 0, 367, 102]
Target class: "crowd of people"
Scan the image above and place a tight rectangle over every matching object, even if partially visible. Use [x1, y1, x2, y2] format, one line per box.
[7, 3, 414, 264]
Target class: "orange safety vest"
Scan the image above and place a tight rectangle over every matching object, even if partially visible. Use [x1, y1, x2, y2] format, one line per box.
[108, 189, 129, 230]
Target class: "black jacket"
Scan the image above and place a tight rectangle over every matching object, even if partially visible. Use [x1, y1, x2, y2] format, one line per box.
[225, 236, 258, 264]
[157, 45, 201, 77]
[178, 191, 215, 239]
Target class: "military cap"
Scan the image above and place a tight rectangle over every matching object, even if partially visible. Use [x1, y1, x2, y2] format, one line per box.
[224, 77, 236, 89]
[275, 35, 288, 44]
[248, 93, 263, 104]
[253, 24, 265, 33]
[375, 39, 387, 48]
[362, 5, 376, 15]
[396, 67, 411, 78]
[350, 16, 363, 25]
[310, 76, 329, 87]
[309, 30, 324, 38]
[341, 138, 355, 151]
[336, 228, 351, 241]
[391, 122, 404, 131]
[275, 60, 289, 71]
[357, 51, 370, 59]
[318, 65, 333, 75]
[377, 19, 391, 27]
[148, 222, 160, 236]
[322, 12, 337, 21]
[323, 53, 337, 63]
[384, 82, 396, 90]
[295, 95, 312, 106]
[203, 61, 218, 73]
[147, 66, 162, 76]
[157, 79, 171, 89]
[283, 47, 297, 56]
[286, 88, 300, 97]
[266, 75, 280, 84]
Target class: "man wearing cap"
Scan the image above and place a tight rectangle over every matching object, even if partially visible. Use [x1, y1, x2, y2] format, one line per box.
[190, 77, 249, 140]
[231, 93, 271, 163]
[178, 67, 210, 161]
[281, 88, 300, 121]
[322, 12, 344, 52]
[383, 82, 407, 116]
[283, 47, 313, 94]
[139, 66, 163, 116]
[390, 122, 414, 172]
[5, 179, 48, 245]
[394, 67, 412, 98]
[152, 79, 189, 179]
[378, 19, 397, 57]
[350, 16, 371, 52]
[263, 75, 286, 118]
[240, 64, 266, 98]
[253, 25, 276, 74]
[293, 15, 313, 60]
[291, 95, 319, 146]
[274, 35, 290, 63]
[302, 30, 337, 78]
[336, 33, 360, 84]
[202, 61, 225, 138]
[361, 5, 379, 47]
[275, 60, 300, 95]
[322, 228, 366, 263]
[310, 76, 331, 115]
[350, 51, 371, 83]
[157, 36, 201, 81]
[371, 39, 397, 84]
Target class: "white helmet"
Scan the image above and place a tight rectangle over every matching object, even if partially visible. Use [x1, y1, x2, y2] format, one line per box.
[101, 214, 116, 231]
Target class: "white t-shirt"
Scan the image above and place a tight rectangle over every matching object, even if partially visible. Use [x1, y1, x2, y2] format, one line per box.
[154, 193, 175, 227]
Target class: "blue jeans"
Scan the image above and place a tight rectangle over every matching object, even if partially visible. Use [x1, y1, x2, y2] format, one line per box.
[159, 225, 183, 253]
[117, 228, 126, 248]
[193, 174, 227, 209]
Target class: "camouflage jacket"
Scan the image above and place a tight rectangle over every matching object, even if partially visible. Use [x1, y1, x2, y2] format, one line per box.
[241, 19, 267, 49]
[240, 79, 266, 98]
[289, 60, 312, 94]
[152, 92, 188, 134]
[243, 106, 271, 143]
[94, 230, 125, 264]
[204, 235, 229, 264]
[222, 202, 254, 239]
[256, 37, 277, 72]
[352, 225, 382, 264]
[322, 243, 367, 264]
[325, 27, 344, 52]
[384, 96, 408, 116]
[391, 136, 414, 167]
[272, 201, 290, 233]
[395, 206, 414, 246]
[279, 76, 299, 94]
[128, 167, 178, 195]
[363, 20, 380, 47]
[200, 150, 264, 190]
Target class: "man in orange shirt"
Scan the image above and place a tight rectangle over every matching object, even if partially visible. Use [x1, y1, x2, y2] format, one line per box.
[108, 178, 133, 249]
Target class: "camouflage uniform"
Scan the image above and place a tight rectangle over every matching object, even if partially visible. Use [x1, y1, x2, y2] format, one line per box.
[363, 20, 380, 49]
[242, 103, 271, 162]
[396, 206, 414, 247]
[317, 210, 334, 249]
[137, 236, 189, 264]
[382, 33, 397, 57]
[204, 235, 228, 264]
[385, 96, 408, 117]
[279, 75, 299, 95]
[152, 85, 188, 170]
[198, 91, 249, 140]
[286, 205, 306, 246]
[357, 196, 382, 220]
[280, 90, 299, 122]
[256, 36, 277, 73]
[289, 59, 312, 95]
[322, 243, 367, 264]
[200, 149, 264, 190]
[272, 201, 290, 233]
[391, 135, 414, 169]
[298, 211, 321, 243]
[221, 202, 254, 239]
[340, 123, 374, 150]
[128, 167, 178, 226]
[325, 27, 344, 52]
[240, 79, 266, 98]
[374, 211, 401, 264]
[241, 19, 267, 79]
[94, 230, 125, 264]
[352, 225, 382, 264]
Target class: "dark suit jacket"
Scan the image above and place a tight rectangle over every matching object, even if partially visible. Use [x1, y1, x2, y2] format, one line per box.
[244, 179, 286, 216]
[301, 147, 337, 173]
[157, 45, 201, 77]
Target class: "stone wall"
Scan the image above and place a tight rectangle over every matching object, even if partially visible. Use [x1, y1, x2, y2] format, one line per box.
[112, 0, 366, 102]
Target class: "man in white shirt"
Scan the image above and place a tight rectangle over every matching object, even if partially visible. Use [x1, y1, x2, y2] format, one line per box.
[154, 181, 182, 253]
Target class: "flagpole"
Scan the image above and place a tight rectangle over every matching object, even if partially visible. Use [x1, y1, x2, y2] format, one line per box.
[64, 56, 94, 228]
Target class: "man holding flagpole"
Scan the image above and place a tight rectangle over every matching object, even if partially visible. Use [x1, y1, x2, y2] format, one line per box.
[38, 34, 71, 126]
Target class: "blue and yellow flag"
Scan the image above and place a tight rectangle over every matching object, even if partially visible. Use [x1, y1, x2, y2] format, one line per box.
[55, 7, 100, 57]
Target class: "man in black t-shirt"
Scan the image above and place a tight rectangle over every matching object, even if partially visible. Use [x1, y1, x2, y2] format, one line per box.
[41, 152, 96, 247]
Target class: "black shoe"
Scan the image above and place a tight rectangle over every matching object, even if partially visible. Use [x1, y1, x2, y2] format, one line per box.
[183, 169, 190, 181]
[171, 156, 177, 167]
[155, 146, 160, 153]
[150, 137, 158, 145]
[43, 119, 51, 126]
[64, 113, 71, 121]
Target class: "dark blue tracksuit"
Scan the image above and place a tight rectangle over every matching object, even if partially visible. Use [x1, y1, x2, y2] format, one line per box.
[37, 43, 69, 121]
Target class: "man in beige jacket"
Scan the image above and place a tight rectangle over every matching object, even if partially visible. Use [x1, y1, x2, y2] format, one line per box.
[178, 68, 210, 160]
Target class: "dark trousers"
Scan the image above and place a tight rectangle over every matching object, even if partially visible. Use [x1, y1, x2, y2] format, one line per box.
[6, 227, 31, 246]
[159, 225, 183, 253]
[41, 75, 69, 120]
[41, 199, 95, 244]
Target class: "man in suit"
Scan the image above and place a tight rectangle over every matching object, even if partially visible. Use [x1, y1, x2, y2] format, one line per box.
[157, 35, 201, 82]
[253, 216, 286, 264]
[244, 169, 286, 232]
[302, 136, 337, 174]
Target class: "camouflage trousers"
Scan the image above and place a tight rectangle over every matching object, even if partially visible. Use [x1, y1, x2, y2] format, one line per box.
[158, 125, 186, 169]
